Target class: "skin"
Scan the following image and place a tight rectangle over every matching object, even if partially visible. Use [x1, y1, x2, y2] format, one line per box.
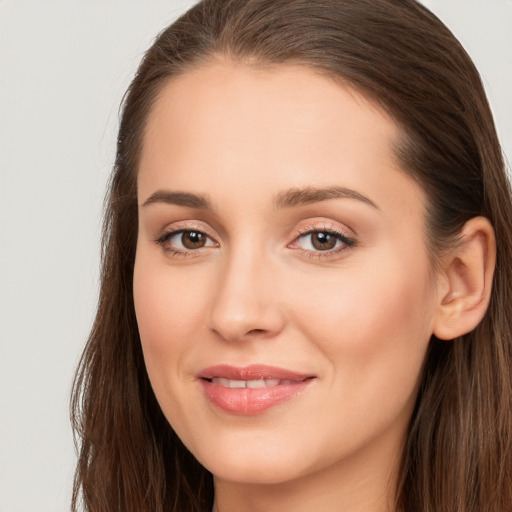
[134, 61, 448, 512]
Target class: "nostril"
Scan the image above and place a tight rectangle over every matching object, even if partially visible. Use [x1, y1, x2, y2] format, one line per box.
[247, 329, 265, 335]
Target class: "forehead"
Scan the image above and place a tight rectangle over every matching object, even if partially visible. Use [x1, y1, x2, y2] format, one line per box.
[138, 60, 423, 220]
[141, 60, 398, 163]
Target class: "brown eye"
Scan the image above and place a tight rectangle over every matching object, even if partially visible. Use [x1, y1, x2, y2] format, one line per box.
[157, 229, 217, 253]
[292, 229, 355, 255]
[310, 232, 338, 250]
[181, 231, 207, 249]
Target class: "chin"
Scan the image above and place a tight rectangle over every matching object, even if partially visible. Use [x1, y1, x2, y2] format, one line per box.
[208, 460, 304, 485]
[193, 441, 312, 485]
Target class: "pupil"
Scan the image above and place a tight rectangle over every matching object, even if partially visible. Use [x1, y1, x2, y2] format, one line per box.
[312, 232, 336, 250]
[182, 231, 205, 249]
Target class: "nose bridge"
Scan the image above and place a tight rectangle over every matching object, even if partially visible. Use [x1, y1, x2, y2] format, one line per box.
[207, 237, 284, 341]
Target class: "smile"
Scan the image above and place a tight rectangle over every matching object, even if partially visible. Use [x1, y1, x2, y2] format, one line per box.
[210, 378, 296, 388]
[198, 365, 315, 415]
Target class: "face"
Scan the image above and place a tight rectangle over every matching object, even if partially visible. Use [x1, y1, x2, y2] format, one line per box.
[134, 62, 439, 486]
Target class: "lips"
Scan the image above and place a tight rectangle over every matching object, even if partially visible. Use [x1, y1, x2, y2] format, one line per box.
[198, 364, 315, 415]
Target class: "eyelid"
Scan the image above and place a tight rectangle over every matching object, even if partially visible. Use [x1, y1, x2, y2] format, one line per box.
[291, 218, 356, 239]
[155, 220, 218, 241]
[287, 219, 357, 256]
[154, 221, 220, 256]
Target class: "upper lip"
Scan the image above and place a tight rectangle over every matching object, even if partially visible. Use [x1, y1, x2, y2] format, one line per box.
[198, 364, 313, 381]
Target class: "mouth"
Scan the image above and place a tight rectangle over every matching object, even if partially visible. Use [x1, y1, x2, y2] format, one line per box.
[208, 377, 302, 388]
[197, 364, 315, 415]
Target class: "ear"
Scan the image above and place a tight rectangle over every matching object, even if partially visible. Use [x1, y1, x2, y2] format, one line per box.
[433, 216, 496, 341]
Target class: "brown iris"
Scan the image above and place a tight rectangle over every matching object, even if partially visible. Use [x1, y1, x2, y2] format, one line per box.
[181, 231, 207, 249]
[310, 232, 338, 250]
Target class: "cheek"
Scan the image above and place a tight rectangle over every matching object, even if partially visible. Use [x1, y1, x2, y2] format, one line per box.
[133, 252, 208, 387]
[289, 252, 435, 397]
[347, 265, 433, 351]
[134, 271, 177, 355]
[132, 253, 215, 443]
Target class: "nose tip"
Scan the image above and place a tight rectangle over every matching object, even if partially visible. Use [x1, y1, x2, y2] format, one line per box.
[208, 299, 284, 343]
[207, 261, 285, 343]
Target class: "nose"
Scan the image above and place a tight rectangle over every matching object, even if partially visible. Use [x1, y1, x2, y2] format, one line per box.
[207, 248, 286, 343]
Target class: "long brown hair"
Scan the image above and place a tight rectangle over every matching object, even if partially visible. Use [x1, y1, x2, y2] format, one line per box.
[71, 1, 512, 510]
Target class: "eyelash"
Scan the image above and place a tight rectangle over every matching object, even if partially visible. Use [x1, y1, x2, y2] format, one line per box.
[289, 225, 356, 259]
[155, 224, 356, 259]
[155, 227, 218, 258]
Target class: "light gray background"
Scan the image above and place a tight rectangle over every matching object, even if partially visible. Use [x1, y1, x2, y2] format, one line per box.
[0, 1, 510, 511]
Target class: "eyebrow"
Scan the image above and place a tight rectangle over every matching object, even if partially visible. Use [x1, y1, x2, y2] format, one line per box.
[274, 186, 379, 210]
[142, 190, 212, 209]
[141, 185, 378, 210]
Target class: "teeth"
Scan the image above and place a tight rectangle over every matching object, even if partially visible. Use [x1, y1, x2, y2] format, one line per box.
[211, 378, 285, 388]
[229, 379, 246, 388]
[246, 379, 266, 389]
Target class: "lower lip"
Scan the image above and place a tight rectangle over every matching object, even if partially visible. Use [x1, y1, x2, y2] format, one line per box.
[200, 379, 314, 415]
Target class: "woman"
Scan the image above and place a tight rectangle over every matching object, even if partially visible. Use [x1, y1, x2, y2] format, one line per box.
[71, 0, 512, 511]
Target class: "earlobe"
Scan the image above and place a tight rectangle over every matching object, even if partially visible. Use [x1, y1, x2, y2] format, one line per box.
[433, 216, 496, 341]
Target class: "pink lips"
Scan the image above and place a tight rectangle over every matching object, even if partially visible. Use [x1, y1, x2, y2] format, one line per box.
[198, 364, 315, 415]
